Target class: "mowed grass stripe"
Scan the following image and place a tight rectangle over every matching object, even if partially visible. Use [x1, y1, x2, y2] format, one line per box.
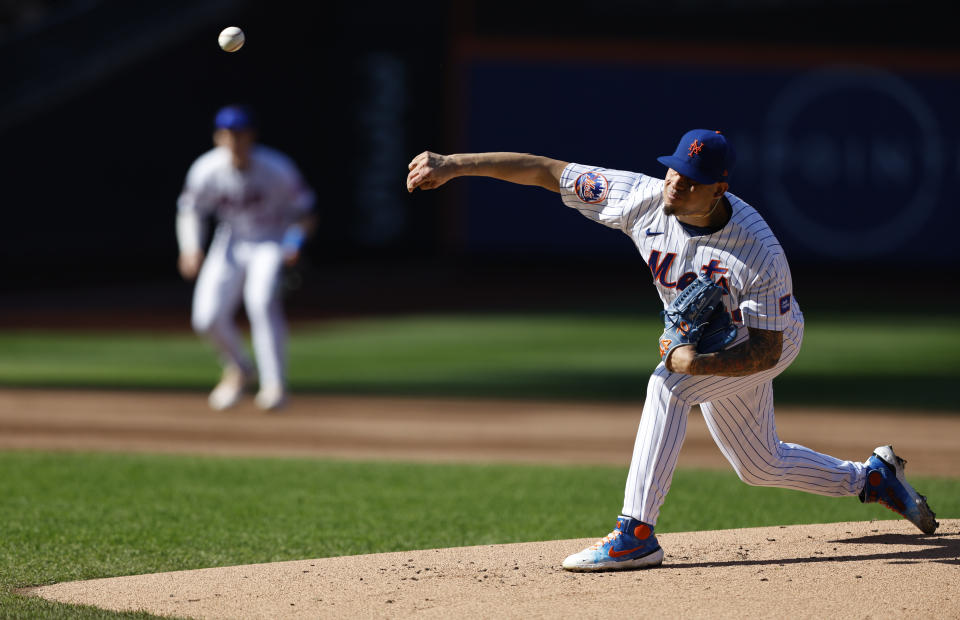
[0, 314, 957, 407]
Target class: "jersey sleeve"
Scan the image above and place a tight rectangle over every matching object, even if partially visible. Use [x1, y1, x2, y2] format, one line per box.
[176, 158, 215, 216]
[738, 253, 794, 332]
[175, 157, 215, 253]
[559, 163, 657, 232]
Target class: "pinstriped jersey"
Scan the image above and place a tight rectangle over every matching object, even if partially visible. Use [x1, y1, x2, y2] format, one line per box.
[559, 163, 804, 343]
[178, 145, 315, 240]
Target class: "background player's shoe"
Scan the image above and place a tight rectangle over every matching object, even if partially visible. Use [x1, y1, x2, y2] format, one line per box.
[562, 516, 663, 572]
[208, 364, 254, 410]
[254, 383, 287, 411]
[860, 445, 938, 535]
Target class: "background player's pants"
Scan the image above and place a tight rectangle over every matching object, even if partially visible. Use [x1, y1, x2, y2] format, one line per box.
[191, 232, 287, 390]
[622, 324, 866, 525]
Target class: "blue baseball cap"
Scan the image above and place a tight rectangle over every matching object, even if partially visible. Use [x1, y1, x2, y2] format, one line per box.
[656, 129, 735, 185]
[214, 105, 256, 130]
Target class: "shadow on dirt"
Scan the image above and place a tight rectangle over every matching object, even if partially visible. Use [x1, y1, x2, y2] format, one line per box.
[665, 529, 960, 569]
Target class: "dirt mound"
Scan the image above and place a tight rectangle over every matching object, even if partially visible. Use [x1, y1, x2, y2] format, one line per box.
[25, 519, 959, 619]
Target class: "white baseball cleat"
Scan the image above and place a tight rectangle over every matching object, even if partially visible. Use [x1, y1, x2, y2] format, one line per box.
[208, 364, 254, 410]
[254, 383, 287, 411]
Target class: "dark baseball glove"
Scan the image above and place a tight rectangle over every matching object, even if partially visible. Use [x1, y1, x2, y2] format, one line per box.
[658, 274, 738, 363]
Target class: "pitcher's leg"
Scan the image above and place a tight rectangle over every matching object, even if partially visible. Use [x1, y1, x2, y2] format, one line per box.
[563, 366, 687, 572]
[700, 383, 865, 496]
[622, 365, 693, 525]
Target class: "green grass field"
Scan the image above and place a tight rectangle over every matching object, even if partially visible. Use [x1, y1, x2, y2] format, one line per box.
[0, 313, 957, 409]
[2, 452, 958, 619]
[1, 313, 957, 617]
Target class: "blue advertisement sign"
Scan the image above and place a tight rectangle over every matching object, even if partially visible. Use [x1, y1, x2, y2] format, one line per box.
[454, 47, 959, 262]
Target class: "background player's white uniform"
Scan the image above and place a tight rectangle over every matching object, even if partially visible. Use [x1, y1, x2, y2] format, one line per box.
[176, 144, 315, 408]
[559, 163, 867, 525]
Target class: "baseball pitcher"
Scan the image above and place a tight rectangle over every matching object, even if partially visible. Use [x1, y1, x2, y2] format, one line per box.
[406, 129, 937, 571]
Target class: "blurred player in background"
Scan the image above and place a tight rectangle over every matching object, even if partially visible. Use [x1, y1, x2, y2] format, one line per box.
[176, 105, 315, 411]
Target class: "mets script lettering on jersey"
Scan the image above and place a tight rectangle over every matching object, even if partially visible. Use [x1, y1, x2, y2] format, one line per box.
[647, 251, 731, 294]
[574, 171, 609, 204]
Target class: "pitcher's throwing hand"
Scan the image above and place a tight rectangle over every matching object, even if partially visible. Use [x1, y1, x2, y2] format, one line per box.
[406, 151, 457, 192]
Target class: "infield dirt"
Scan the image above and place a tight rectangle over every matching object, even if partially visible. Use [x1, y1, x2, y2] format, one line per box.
[4, 388, 960, 618]
[2, 389, 960, 474]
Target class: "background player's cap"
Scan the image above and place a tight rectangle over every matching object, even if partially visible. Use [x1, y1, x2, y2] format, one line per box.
[656, 129, 735, 185]
[214, 105, 256, 131]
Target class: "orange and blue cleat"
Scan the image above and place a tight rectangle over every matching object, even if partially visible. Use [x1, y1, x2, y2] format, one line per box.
[562, 516, 664, 572]
[860, 445, 938, 535]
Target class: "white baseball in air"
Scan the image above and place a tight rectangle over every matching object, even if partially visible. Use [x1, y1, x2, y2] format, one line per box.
[218, 26, 245, 52]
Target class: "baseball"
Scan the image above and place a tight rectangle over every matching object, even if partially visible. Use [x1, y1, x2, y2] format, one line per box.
[218, 26, 245, 52]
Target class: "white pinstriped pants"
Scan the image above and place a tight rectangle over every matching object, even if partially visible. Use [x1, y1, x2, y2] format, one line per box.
[191, 232, 287, 390]
[622, 324, 867, 525]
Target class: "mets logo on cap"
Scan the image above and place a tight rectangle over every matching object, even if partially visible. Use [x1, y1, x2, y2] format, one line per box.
[574, 171, 609, 204]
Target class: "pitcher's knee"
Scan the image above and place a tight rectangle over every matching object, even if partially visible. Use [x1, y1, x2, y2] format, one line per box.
[648, 367, 691, 404]
[649, 363, 706, 404]
[733, 465, 780, 488]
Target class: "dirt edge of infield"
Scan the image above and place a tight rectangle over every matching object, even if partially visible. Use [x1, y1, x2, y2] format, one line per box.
[22, 519, 960, 619]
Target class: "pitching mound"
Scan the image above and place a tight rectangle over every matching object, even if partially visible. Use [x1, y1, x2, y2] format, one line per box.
[24, 519, 959, 618]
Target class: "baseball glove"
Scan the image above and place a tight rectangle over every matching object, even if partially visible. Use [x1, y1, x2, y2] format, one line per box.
[658, 274, 738, 362]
